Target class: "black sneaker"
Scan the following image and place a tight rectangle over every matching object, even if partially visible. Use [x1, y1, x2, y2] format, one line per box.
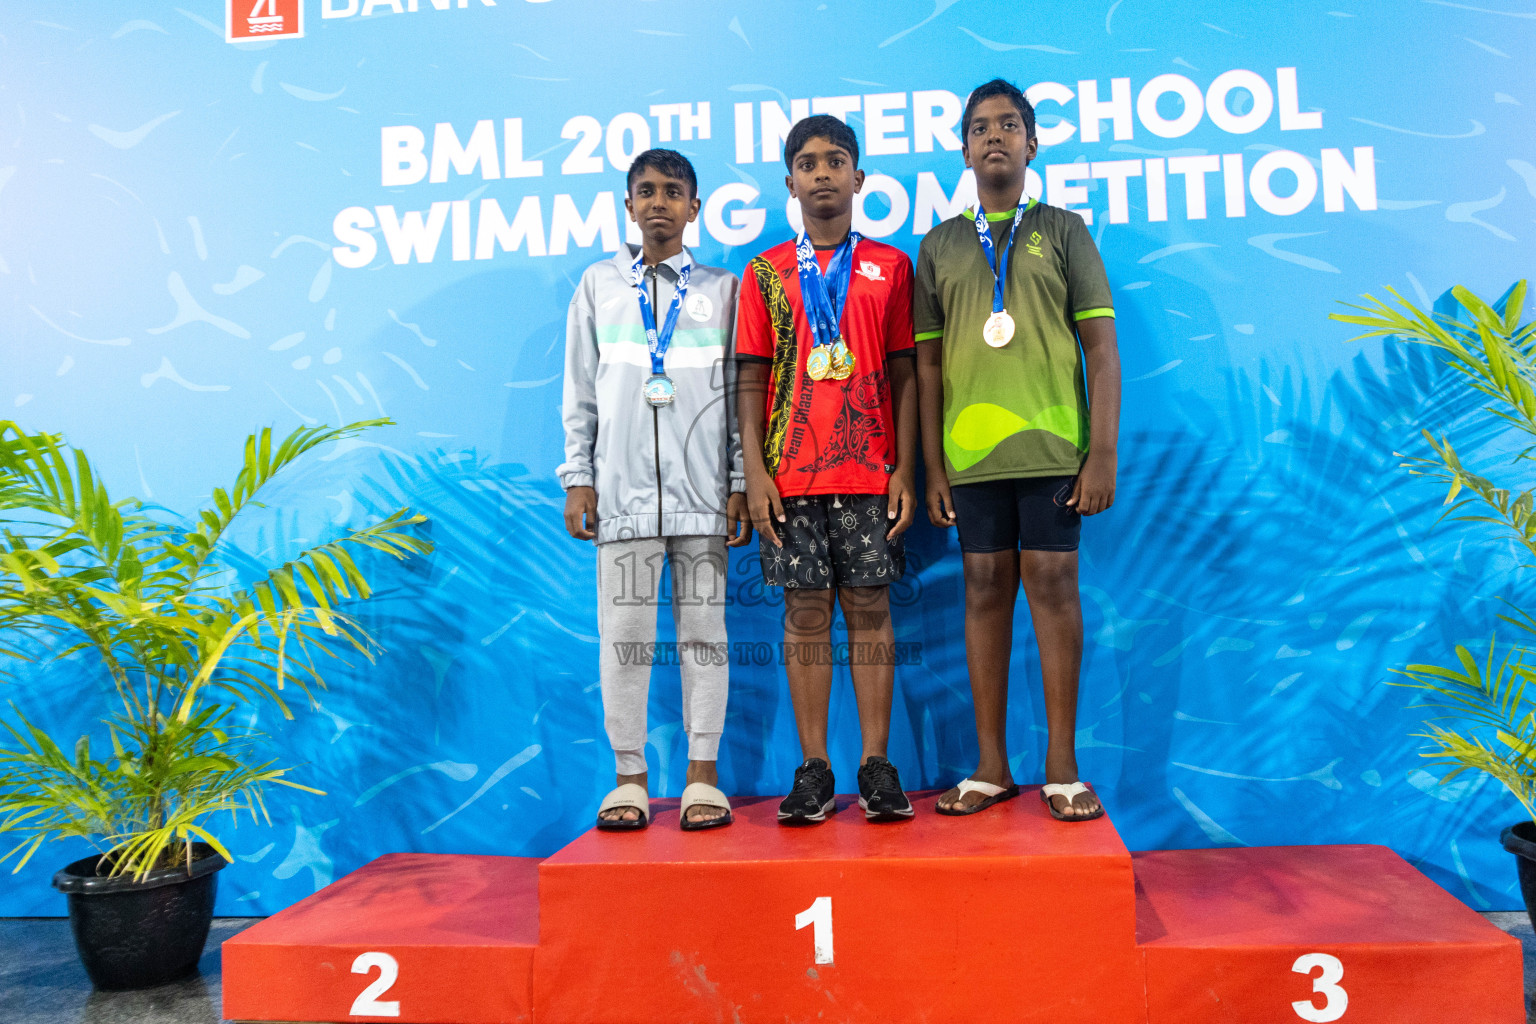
[778, 757, 837, 825]
[857, 756, 914, 822]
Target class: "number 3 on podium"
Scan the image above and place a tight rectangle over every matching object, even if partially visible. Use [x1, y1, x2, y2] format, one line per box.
[1291, 953, 1347, 1022]
[795, 897, 834, 965]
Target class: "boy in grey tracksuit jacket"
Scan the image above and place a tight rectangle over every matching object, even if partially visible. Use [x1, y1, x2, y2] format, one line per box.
[558, 149, 748, 830]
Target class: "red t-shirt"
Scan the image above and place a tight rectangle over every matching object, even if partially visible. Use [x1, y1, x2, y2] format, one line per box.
[736, 237, 914, 497]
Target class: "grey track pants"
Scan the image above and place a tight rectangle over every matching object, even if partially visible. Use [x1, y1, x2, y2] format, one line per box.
[596, 536, 729, 776]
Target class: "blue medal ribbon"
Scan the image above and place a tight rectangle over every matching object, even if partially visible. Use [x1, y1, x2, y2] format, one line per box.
[972, 201, 1030, 315]
[631, 248, 692, 378]
[795, 230, 860, 353]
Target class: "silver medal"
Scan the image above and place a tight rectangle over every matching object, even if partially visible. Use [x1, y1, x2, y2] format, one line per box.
[983, 310, 1015, 348]
[643, 373, 676, 407]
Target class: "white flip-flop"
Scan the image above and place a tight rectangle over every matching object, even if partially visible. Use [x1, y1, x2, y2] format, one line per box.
[1040, 781, 1105, 822]
[596, 783, 650, 831]
[935, 778, 1020, 816]
[679, 782, 733, 831]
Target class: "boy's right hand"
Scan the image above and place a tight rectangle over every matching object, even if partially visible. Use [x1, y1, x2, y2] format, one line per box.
[564, 486, 598, 540]
[926, 477, 956, 528]
[747, 474, 786, 548]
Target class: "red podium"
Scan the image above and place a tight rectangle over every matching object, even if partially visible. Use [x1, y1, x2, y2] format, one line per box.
[222, 853, 539, 1024]
[1134, 845, 1521, 1023]
[222, 790, 1523, 1024]
[538, 792, 1143, 1023]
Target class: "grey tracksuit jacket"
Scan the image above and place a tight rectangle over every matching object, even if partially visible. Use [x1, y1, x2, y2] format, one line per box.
[557, 245, 744, 544]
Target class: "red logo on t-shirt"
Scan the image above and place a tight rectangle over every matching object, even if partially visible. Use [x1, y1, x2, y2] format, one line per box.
[227, 0, 303, 41]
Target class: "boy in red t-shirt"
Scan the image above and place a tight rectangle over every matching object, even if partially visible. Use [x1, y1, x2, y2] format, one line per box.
[736, 114, 918, 825]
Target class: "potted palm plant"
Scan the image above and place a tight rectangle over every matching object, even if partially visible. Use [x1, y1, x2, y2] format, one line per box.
[1331, 280, 1536, 923]
[0, 418, 430, 989]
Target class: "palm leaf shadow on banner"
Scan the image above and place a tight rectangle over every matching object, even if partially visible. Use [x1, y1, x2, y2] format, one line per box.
[209, 318, 1527, 909]
[1107, 332, 1524, 903]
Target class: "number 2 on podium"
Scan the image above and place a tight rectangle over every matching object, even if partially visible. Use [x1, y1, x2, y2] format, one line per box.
[795, 896, 834, 965]
[1291, 952, 1347, 1022]
[350, 951, 401, 1018]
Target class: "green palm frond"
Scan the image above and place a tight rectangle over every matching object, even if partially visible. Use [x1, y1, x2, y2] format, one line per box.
[1413, 724, 1536, 822]
[1347, 282, 1536, 822]
[1332, 282, 1536, 444]
[1336, 283, 1536, 553]
[1395, 640, 1536, 823]
[147, 420, 387, 596]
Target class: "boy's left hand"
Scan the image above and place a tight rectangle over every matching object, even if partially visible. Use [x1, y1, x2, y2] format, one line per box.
[1067, 450, 1116, 516]
[725, 491, 752, 546]
[886, 472, 916, 540]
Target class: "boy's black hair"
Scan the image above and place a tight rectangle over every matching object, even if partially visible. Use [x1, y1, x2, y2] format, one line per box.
[784, 114, 860, 170]
[626, 148, 698, 198]
[962, 79, 1036, 141]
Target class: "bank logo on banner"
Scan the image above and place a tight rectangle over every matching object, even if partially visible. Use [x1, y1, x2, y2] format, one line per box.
[227, 0, 304, 41]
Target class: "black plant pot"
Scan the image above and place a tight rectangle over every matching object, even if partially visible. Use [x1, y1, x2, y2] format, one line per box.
[51, 842, 227, 990]
[1500, 821, 1536, 932]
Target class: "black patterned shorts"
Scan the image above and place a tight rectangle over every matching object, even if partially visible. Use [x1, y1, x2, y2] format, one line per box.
[759, 493, 905, 589]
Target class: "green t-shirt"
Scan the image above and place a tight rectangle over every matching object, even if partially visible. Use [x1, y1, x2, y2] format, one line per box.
[914, 200, 1114, 484]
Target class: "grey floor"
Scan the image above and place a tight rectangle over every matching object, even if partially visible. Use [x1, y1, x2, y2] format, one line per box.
[2, 914, 1535, 1022]
[0, 919, 258, 1024]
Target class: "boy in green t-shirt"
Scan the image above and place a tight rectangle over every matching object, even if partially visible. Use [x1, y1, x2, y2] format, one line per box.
[914, 79, 1121, 821]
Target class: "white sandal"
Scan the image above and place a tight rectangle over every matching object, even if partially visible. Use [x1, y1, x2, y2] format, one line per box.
[596, 783, 649, 831]
[679, 782, 733, 831]
[1040, 782, 1104, 822]
[935, 778, 1020, 816]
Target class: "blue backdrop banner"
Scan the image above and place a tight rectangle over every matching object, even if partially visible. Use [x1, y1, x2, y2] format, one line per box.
[2, 0, 1534, 914]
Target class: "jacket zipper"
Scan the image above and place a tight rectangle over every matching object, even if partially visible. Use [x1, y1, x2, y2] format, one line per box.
[650, 266, 663, 539]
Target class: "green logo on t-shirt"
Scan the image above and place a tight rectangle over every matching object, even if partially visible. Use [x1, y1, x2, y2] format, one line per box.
[1025, 230, 1045, 258]
[946, 401, 1084, 471]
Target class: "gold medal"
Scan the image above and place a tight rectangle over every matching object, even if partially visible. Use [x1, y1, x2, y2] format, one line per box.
[828, 339, 854, 379]
[806, 346, 832, 381]
[983, 309, 1015, 348]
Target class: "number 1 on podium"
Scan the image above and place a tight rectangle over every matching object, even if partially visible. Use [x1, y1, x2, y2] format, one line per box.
[795, 897, 834, 965]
